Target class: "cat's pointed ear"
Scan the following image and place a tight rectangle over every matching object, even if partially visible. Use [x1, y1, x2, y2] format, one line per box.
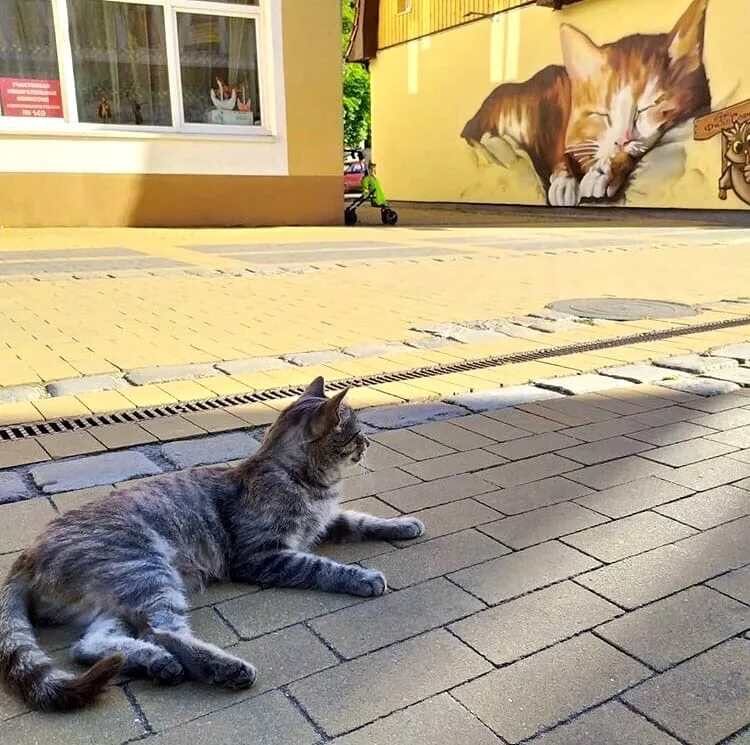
[667, 0, 708, 73]
[559, 24, 604, 80]
[310, 387, 350, 439]
[302, 376, 325, 399]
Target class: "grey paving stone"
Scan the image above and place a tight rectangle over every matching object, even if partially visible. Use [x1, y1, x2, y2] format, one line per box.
[484, 406, 564, 432]
[0, 687, 144, 744]
[371, 429, 455, 460]
[599, 364, 683, 384]
[186, 606, 238, 649]
[329, 693, 500, 745]
[188, 580, 258, 610]
[340, 467, 420, 501]
[453, 634, 650, 744]
[46, 374, 127, 396]
[343, 341, 411, 357]
[125, 362, 217, 385]
[160, 432, 260, 468]
[707, 424, 750, 448]
[704, 366, 750, 386]
[360, 442, 414, 471]
[399, 449, 505, 481]
[480, 502, 608, 549]
[729, 449, 750, 464]
[132, 625, 337, 731]
[358, 402, 466, 429]
[689, 406, 750, 430]
[215, 356, 290, 374]
[575, 477, 693, 518]
[654, 354, 739, 374]
[559, 436, 652, 465]
[534, 373, 634, 395]
[683, 391, 750, 413]
[411, 420, 495, 450]
[533, 701, 681, 745]
[623, 640, 750, 745]
[142, 690, 318, 745]
[577, 516, 750, 608]
[363, 529, 509, 589]
[631, 405, 699, 427]
[486, 432, 581, 460]
[0, 385, 45, 403]
[416, 323, 511, 344]
[282, 349, 348, 366]
[445, 385, 563, 412]
[478, 453, 580, 487]
[450, 413, 530, 441]
[641, 438, 737, 467]
[661, 455, 750, 491]
[598, 585, 750, 671]
[289, 629, 491, 737]
[629, 421, 717, 446]
[394, 498, 503, 545]
[317, 538, 395, 564]
[217, 587, 363, 638]
[559, 416, 647, 442]
[477, 476, 592, 514]
[449, 540, 600, 605]
[30, 451, 161, 494]
[658, 377, 740, 396]
[339, 496, 401, 519]
[450, 581, 620, 665]
[404, 334, 459, 349]
[567, 456, 673, 490]
[708, 565, 750, 604]
[375, 473, 496, 512]
[310, 577, 483, 658]
[709, 342, 750, 362]
[0, 471, 32, 505]
[521, 399, 617, 426]
[655, 485, 750, 529]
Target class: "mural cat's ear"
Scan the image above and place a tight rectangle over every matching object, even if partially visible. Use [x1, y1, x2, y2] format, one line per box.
[559, 24, 604, 80]
[667, 0, 708, 73]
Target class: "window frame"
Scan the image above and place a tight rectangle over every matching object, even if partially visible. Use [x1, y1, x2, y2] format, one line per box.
[0, 0, 276, 139]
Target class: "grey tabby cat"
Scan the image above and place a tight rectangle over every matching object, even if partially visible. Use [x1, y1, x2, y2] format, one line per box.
[0, 377, 424, 711]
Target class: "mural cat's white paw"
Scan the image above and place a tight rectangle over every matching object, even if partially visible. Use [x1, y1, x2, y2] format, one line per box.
[548, 173, 580, 206]
[580, 166, 612, 200]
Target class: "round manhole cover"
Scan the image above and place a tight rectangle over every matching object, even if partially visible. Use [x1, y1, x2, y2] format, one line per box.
[547, 298, 699, 321]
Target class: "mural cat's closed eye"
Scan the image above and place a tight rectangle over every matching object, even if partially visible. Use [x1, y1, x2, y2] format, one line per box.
[461, 0, 711, 206]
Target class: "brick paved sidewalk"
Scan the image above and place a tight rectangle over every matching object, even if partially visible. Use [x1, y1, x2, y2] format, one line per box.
[1, 222, 750, 432]
[1, 377, 749, 744]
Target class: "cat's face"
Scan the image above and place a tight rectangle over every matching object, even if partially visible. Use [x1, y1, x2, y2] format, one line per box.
[725, 122, 750, 166]
[265, 377, 369, 477]
[561, 0, 709, 172]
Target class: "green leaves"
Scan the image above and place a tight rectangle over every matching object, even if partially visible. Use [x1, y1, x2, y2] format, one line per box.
[342, 0, 370, 149]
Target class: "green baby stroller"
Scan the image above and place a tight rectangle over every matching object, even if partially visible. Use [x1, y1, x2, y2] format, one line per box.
[344, 163, 398, 226]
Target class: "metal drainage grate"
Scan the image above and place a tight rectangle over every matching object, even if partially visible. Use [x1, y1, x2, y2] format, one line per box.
[2, 313, 750, 442]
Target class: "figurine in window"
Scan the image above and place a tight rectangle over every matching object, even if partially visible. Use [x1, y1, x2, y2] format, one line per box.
[237, 82, 251, 112]
[98, 96, 112, 123]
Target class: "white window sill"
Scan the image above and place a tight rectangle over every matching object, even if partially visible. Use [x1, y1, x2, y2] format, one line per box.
[0, 122, 278, 143]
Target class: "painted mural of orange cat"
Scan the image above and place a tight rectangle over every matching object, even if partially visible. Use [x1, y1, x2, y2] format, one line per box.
[461, 0, 711, 206]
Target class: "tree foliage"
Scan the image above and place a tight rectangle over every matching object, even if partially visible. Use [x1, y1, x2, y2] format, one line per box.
[342, 0, 371, 148]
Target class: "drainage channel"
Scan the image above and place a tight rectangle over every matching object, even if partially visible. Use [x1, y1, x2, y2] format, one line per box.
[2, 314, 750, 442]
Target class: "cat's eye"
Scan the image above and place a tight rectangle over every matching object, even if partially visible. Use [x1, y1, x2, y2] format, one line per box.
[588, 111, 611, 126]
[732, 140, 745, 155]
[635, 104, 656, 119]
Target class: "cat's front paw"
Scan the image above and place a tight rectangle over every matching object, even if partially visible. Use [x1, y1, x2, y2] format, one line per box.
[353, 568, 387, 597]
[580, 165, 612, 200]
[548, 172, 580, 207]
[391, 517, 425, 540]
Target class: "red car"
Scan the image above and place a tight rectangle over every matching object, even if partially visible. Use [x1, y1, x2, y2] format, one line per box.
[344, 161, 366, 194]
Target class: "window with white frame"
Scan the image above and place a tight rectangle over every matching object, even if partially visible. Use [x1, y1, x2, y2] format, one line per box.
[0, 0, 269, 133]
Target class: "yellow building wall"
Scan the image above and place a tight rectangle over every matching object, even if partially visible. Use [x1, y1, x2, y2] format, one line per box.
[370, 0, 750, 210]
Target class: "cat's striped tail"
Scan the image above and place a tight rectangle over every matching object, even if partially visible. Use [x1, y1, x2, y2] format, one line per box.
[0, 556, 122, 711]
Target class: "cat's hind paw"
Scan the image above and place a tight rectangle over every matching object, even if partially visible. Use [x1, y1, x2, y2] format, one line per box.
[548, 173, 580, 206]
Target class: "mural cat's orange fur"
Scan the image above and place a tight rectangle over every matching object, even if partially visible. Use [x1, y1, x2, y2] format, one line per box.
[462, 0, 711, 206]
